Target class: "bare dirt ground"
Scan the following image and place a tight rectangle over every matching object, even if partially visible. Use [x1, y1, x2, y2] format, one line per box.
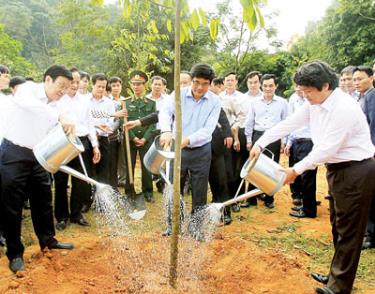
[1, 155, 374, 293]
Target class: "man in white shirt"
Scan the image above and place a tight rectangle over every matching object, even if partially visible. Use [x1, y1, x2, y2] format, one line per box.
[0, 64, 10, 248]
[53, 68, 100, 230]
[0, 65, 76, 273]
[90, 73, 116, 186]
[250, 61, 375, 294]
[284, 87, 317, 218]
[245, 74, 288, 208]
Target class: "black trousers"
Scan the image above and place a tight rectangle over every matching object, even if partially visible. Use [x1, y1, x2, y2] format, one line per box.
[181, 143, 212, 212]
[0, 139, 57, 260]
[252, 130, 281, 204]
[54, 136, 92, 222]
[230, 128, 249, 198]
[108, 139, 119, 190]
[125, 140, 153, 195]
[291, 139, 317, 216]
[288, 146, 301, 200]
[326, 158, 375, 294]
[366, 197, 375, 243]
[93, 136, 110, 184]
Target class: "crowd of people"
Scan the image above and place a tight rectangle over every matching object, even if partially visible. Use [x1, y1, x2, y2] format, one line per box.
[0, 60, 374, 294]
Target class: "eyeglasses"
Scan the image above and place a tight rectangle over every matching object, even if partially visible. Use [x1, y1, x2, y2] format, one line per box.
[192, 80, 210, 87]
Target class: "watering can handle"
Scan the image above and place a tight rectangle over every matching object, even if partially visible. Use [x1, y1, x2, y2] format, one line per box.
[262, 147, 274, 160]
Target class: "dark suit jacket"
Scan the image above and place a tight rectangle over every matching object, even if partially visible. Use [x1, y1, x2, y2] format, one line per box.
[364, 88, 375, 145]
[211, 108, 231, 155]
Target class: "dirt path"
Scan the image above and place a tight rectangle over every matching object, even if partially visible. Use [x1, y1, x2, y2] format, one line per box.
[1, 157, 374, 293]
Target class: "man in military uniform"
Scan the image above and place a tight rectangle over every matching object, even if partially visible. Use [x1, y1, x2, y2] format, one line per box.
[124, 71, 156, 202]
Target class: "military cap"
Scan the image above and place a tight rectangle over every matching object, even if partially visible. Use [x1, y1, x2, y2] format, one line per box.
[129, 70, 148, 83]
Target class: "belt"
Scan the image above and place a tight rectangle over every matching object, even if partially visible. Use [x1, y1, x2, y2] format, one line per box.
[295, 138, 312, 144]
[185, 142, 210, 150]
[325, 158, 372, 171]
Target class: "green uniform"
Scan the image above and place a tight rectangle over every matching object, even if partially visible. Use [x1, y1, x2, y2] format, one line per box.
[124, 95, 156, 197]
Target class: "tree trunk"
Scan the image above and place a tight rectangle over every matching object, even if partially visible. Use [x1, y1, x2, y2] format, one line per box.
[169, 0, 182, 289]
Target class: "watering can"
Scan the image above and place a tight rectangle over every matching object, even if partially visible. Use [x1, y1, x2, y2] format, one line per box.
[240, 149, 286, 196]
[144, 135, 175, 185]
[33, 124, 145, 220]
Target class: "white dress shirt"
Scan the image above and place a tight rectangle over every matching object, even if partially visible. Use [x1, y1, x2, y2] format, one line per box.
[2, 82, 60, 149]
[256, 88, 375, 174]
[244, 94, 288, 144]
[90, 95, 116, 137]
[219, 90, 243, 128]
[0, 93, 11, 145]
[54, 93, 98, 148]
[286, 92, 311, 146]
[237, 90, 263, 128]
[147, 92, 170, 129]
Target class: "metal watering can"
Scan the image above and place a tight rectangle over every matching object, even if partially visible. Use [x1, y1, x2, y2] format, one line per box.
[240, 149, 286, 196]
[33, 123, 108, 192]
[143, 135, 175, 185]
[33, 124, 144, 220]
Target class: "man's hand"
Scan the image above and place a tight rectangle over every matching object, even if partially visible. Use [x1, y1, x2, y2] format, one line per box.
[124, 120, 141, 130]
[112, 109, 127, 118]
[59, 115, 76, 137]
[224, 137, 233, 149]
[284, 145, 291, 156]
[233, 139, 240, 151]
[92, 147, 101, 164]
[246, 143, 252, 152]
[283, 168, 299, 184]
[181, 137, 190, 149]
[249, 144, 261, 161]
[135, 138, 146, 147]
[160, 132, 173, 149]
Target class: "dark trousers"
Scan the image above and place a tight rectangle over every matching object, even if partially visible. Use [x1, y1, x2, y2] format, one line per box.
[326, 158, 375, 294]
[366, 198, 375, 243]
[291, 139, 317, 216]
[0, 139, 57, 260]
[252, 130, 281, 204]
[181, 143, 212, 212]
[108, 139, 119, 189]
[54, 136, 92, 222]
[93, 136, 110, 184]
[125, 141, 153, 195]
[288, 146, 301, 200]
[230, 128, 249, 197]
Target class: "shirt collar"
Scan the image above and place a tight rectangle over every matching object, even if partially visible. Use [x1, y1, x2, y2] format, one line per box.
[36, 83, 49, 103]
[320, 88, 338, 111]
[186, 87, 209, 100]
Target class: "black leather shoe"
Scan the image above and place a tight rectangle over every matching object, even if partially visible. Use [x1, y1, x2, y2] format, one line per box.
[223, 214, 232, 225]
[311, 272, 329, 285]
[362, 240, 375, 250]
[55, 220, 67, 231]
[48, 241, 74, 250]
[265, 202, 274, 209]
[291, 205, 303, 211]
[144, 193, 155, 203]
[292, 198, 302, 206]
[81, 204, 90, 213]
[0, 234, 5, 246]
[289, 210, 315, 218]
[9, 257, 25, 273]
[315, 286, 335, 294]
[240, 201, 251, 208]
[231, 204, 240, 213]
[71, 218, 90, 226]
[162, 227, 172, 236]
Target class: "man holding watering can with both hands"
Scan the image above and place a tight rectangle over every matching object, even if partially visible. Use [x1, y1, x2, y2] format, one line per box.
[249, 61, 375, 294]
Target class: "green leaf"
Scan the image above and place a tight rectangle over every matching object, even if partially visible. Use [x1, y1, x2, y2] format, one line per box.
[122, 0, 132, 19]
[90, 0, 104, 6]
[209, 18, 219, 40]
[198, 8, 207, 26]
[191, 8, 200, 31]
[150, 20, 159, 34]
[167, 19, 172, 32]
[255, 5, 264, 27]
